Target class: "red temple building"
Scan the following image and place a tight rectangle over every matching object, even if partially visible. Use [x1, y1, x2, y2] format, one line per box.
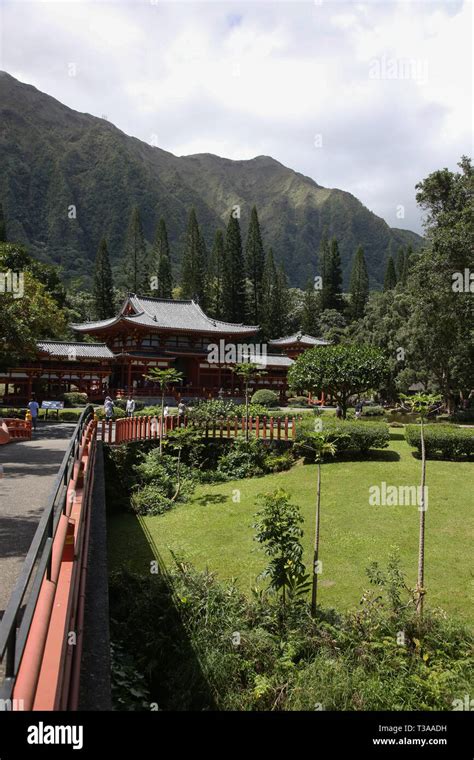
[0, 295, 328, 405]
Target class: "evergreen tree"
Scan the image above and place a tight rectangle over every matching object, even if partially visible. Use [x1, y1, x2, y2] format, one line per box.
[383, 255, 397, 291]
[0, 202, 6, 242]
[124, 206, 148, 293]
[348, 245, 369, 320]
[93, 237, 115, 319]
[328, 237, 343, 311]
[222, 212, 246, 322]
[180, 208, 207, 306]
[260, 248, 277, 339]
[319, 236, 332, 311]
[396, 246, 406, 282]
[207, 229, 225, 318]
[245, 206, 265, 323]
[271, 265, 290, 338]
[301, 279, 320, 335]
[153, 218, 173, 298]
[401, 244, 413, 285]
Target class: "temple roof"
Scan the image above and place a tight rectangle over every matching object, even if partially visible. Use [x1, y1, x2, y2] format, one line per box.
[37, 341, 114, 359]
[71, 295, 259, 336]
[268, 332, 330, 348]
[240, 354, 294, 368]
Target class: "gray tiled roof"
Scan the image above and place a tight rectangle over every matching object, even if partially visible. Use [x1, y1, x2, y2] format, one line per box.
[269, 332, 330, 347]
[241, 354, 293, 368]
[37, 341, 114, 359]
[72, 295, 259, 335]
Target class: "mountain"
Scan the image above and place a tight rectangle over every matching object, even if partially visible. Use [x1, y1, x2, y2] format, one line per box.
[0, 71, 423, 289]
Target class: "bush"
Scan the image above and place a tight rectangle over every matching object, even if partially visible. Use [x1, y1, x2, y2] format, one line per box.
[59, 409, 83, 421]
[188, 399, 239, 421]
[0, 407, 25, 419]
[250, 389, 279, 408]
[94, 406, 126, 420]
[287, 396, 310, 407]
[263, 452, 294, 473]
[114, 398, 145, 412]
[296, 418, 389, 457]
[405, 424, 474, 459]
[130, 484, 174, 516]
[217, 437, 266, 479]
[361, 405, 386, 417]
[60, 392, 88, 407]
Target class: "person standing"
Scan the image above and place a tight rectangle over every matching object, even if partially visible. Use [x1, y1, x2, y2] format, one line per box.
[126, 395, 136, 418]
[355, 401, 363, 419]
[104, 396, 114, 421]
[177, 401, 186, 427]
[28, 394, 40, 431]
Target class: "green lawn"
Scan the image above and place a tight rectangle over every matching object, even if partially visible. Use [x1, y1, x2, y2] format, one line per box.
[108, 431, 474, 624]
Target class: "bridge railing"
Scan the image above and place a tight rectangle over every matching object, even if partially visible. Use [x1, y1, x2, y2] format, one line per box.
[0, 404, 97, 710]
[106, 414, 297, 445]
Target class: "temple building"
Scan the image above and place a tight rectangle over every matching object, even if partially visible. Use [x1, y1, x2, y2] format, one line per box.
[0, 295, 328, 404]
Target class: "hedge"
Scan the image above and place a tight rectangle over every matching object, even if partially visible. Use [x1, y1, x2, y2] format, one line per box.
[60, 392, 88, 407]
[405, 424, 474, 459]
[296, 418, 390, 457]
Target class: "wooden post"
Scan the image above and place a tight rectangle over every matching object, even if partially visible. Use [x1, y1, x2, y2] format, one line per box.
[234, 416, 238, 437]
[256, 416, 260, 438]
[270, 417, 274, 441]
[226, 417, 230, 438]
[291, 416, 296, 440]
[284, 416, 288, 441]
[219, 417, 223, 438]
[108, 419, 112, 443]
[277, 417, 281, 440]
[263, 416, 267, 440]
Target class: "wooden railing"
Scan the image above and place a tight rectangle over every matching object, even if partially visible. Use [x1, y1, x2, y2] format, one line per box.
[101, 415, 297, 444]
[3, 418, 32, 441]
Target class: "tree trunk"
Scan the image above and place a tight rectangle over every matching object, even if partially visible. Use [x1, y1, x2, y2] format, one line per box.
[311, 461, 322, 616]
[417, 417, 427, 616]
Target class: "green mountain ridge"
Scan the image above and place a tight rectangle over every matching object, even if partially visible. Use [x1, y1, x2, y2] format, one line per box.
[0, 71, 423, 289]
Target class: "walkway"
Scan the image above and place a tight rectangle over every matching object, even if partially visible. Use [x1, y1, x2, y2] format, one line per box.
[0, 423, 75, 619]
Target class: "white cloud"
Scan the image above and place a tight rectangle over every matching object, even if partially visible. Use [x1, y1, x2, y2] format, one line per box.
[1, 0, 471, 234]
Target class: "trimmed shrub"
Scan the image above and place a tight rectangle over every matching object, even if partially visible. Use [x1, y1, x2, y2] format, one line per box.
[94, 406, 126, 420]
[296, 418, 390, 457]
[287, 396, 310, 407]
[60, 392, 88, 407]
[0, 407, 26, 419]
[250, 389, 279, 407]
[59, 409, 82, 422]
[405, 424, 474, 459]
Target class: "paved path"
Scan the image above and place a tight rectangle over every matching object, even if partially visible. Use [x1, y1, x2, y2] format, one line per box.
[0, 423, 75, 619]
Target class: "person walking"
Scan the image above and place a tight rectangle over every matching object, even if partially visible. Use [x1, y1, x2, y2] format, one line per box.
[28, 394, 40, 431]
[126, 395, 136, 418]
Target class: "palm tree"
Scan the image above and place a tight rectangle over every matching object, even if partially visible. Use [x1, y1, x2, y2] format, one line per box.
[297, 430, 336, 615]
[399, 392, 441, 617]
[232, 362, 266, 440]
[143, 367, 183, 454]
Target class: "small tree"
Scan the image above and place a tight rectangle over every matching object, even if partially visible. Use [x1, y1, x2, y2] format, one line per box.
[288, 344, 388, 418]
[399, 392, 441, 618]
[143, 368, 183, 454]
[232, 362, 266, 440]
[299, 432, 337, 615]
[253, 489, 309, 609]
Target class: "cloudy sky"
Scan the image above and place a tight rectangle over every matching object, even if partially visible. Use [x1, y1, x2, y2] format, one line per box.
[0, 0, 472, 233]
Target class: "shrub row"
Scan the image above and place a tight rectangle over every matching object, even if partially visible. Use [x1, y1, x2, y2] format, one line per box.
[296, 418, 390, 457]
[405, 424, 474, 459]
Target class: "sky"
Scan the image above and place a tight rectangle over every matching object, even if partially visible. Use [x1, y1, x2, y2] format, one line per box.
[0, 0, 472, 234]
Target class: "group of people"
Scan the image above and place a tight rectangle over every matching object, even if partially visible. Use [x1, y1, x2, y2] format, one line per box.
[103, 395, 187, 425]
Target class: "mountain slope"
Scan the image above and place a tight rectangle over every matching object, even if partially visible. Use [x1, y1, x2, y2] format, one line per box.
[0, 72, 423, 288]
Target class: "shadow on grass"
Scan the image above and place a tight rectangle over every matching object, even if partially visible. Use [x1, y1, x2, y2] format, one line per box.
[300, 449, 401, 465]
[108, 509, 217, 711]
[192, 493, 229, 506]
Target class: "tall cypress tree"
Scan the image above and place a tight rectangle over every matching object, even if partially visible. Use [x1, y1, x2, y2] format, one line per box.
[260, 248, 276, 339]
[271, 265, 290, 338]
[208, 229, 225, 318]
[348, 245, 369, 320]
[395, 246, 406, 282]
[383, 255, 397, 291]
[328, 237, 343, 311]
[245, 206, 265, 323]
[180, 208, 207, 306]
[124, 206, 148, 293]
[301, 279, 320, 335]
[93, 237, 115, 319]
[319, 236, 332, 311]
[153, 218, 173, 298]
[222, 212, 246, 322]
[0, 202, 6, 242]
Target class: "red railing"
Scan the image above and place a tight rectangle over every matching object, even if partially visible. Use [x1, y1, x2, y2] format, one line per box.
[3, 418, 32, 441]
[0, 408, 97, 710]
[102, 414, 297, 445]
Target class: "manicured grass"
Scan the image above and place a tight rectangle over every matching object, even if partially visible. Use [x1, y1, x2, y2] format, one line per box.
[108, 431, 474, 624]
